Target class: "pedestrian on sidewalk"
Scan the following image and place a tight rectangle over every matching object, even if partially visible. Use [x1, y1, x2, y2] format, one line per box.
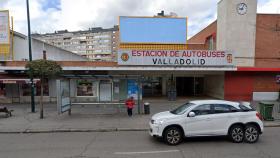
[125, 96, 135, 117]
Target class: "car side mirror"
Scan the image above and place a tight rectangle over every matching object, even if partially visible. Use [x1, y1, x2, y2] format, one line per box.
[188, 111, 195, 117]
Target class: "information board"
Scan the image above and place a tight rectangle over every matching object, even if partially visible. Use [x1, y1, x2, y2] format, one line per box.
[127, 79, 139, 100]
[118, 49, 234, 66]
[119, 16, 187, 44]
[57, 79, 71, 114]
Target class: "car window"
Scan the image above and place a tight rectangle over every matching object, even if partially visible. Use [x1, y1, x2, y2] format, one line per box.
[192, 104, 212, 116]
[170, 103, 194, 115]
[213, 104, 231, 113]
[228, 105, 239, 112]
[213, 104, 239, 113]
[239, 104, 253, 111]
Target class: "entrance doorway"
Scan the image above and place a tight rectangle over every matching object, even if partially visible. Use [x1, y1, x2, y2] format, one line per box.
[99, 81, 112, 101]
[176, 77, 204, 96]
[142, 77, 162, 97]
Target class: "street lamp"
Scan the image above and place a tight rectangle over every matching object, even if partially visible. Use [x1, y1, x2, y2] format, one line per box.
[26, 0, 35, 112]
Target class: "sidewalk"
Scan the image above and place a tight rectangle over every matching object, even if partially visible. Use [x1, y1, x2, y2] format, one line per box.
[251, 100, 280, 127]
[0, 99, 279, 133]
[0, 100, 180, 133]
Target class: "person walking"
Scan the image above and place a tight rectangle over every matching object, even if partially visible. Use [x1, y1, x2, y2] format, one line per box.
[125, 96, 135, 117]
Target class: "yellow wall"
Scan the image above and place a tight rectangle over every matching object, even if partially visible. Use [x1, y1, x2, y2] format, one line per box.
[119, 43, 188, 50]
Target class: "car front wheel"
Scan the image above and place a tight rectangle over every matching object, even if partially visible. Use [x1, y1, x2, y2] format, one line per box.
[244, 124, 259, 143]
[229, 125, 244, 143]
[163, 127, 183, 145]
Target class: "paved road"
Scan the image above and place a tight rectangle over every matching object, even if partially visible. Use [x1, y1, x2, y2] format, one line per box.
[0, 128, 279, 158]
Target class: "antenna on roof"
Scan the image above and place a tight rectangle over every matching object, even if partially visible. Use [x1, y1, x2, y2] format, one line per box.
[157, 10, 164, 16]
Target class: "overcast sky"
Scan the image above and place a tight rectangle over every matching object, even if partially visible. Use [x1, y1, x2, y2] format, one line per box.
[1, 0, 279, 38]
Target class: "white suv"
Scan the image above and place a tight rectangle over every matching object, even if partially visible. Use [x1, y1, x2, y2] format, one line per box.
[149, 100, 263, 145]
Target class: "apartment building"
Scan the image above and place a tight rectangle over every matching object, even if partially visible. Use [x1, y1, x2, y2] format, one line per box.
[32, 26, 119, 61]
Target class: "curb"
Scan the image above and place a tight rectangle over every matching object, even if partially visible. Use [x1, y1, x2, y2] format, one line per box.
[264, 124, 280, 127]
[0, 124, 279, 134]
[0, 128, 149, 134]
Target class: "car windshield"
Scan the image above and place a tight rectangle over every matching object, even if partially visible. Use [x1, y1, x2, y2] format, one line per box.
[170, 103, 194, 115]
[239, 104, 254, 111]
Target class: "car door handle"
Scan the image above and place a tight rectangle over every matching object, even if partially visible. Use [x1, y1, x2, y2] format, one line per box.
[206, 118, 211, 121]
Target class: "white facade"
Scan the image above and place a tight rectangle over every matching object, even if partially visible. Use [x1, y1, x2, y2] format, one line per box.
[217, 0, 257, 67]
[204, 74, 225, 99]
[0, 31, 88, 61]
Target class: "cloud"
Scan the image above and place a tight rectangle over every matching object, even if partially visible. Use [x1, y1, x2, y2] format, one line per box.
[1, 0, 61, 34]
[42, 0, 61, 11]
[257, 0, 280, 13]
[0, 0, 278, 38]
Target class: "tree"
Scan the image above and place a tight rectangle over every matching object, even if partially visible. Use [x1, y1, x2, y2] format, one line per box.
[26, 59, 63, 119]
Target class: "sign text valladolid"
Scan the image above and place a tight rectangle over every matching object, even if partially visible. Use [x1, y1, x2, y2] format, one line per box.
[118, 50, 234, 66]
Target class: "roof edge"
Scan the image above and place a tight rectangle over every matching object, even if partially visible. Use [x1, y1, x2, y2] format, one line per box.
[188, 20, 217, 42]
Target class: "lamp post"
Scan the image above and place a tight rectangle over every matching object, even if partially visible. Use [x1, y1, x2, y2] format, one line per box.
[26, 0, 35, 112]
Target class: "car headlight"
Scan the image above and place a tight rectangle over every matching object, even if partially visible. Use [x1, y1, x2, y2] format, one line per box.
[151, 119, 164, 125]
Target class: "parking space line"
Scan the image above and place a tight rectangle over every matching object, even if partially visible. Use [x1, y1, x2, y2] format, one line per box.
[114, 150, 180, 155]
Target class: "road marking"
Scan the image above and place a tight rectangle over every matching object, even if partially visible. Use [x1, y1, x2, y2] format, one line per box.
[114, 150, 180, 155]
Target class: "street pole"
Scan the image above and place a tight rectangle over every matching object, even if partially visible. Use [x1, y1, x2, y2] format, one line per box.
[26, 0, 35, 112]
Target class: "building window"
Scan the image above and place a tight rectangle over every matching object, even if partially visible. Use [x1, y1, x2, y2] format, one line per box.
[22, 80, 49, 96]
[78, 36, 86, 40]
[73, 41, 79, 44]
[76, 80, 97, 97]
[63, 37, 71, 40]
[94, 35, 110, 39]
[22, 84, 31, 96]
[80, 41, 87, 44]
[94, 50, 102, 53]
[35, 81, 49, 96]
[86, 50, 94, 53]
[87, 45, 93, 49]
[0, 83, 6, 97]
[208, 37, 214, 50]
[206, 34, 215, 50]
[63, 42, 71, 45]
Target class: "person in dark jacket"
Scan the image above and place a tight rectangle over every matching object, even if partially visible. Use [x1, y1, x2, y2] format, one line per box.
[125, 96, 135, 117]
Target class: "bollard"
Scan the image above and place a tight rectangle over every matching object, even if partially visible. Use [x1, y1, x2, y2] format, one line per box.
[144, 102, 150, 114]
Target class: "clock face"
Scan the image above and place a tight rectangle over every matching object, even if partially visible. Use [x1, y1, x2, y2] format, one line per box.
[237, 3, 247, 15]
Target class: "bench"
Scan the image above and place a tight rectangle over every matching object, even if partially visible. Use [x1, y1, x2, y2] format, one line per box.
[0, 106, 13, 117]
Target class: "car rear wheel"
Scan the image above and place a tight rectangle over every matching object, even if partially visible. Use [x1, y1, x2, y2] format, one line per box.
[163, 127, 183, 145]
[229, 125, 244, 143]
[244, 124, 259, 143]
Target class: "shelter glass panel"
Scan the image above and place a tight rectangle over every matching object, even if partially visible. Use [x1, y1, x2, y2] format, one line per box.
[76, 80, 95, 96]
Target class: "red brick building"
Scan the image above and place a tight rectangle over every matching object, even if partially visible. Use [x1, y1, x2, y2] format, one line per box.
[188, 12, 280, 101]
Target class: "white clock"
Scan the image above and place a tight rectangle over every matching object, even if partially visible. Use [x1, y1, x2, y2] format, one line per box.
[237, 3, 247, 15]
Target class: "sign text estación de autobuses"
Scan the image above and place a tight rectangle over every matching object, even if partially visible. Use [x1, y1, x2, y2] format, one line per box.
[118, 50, 234, 66]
